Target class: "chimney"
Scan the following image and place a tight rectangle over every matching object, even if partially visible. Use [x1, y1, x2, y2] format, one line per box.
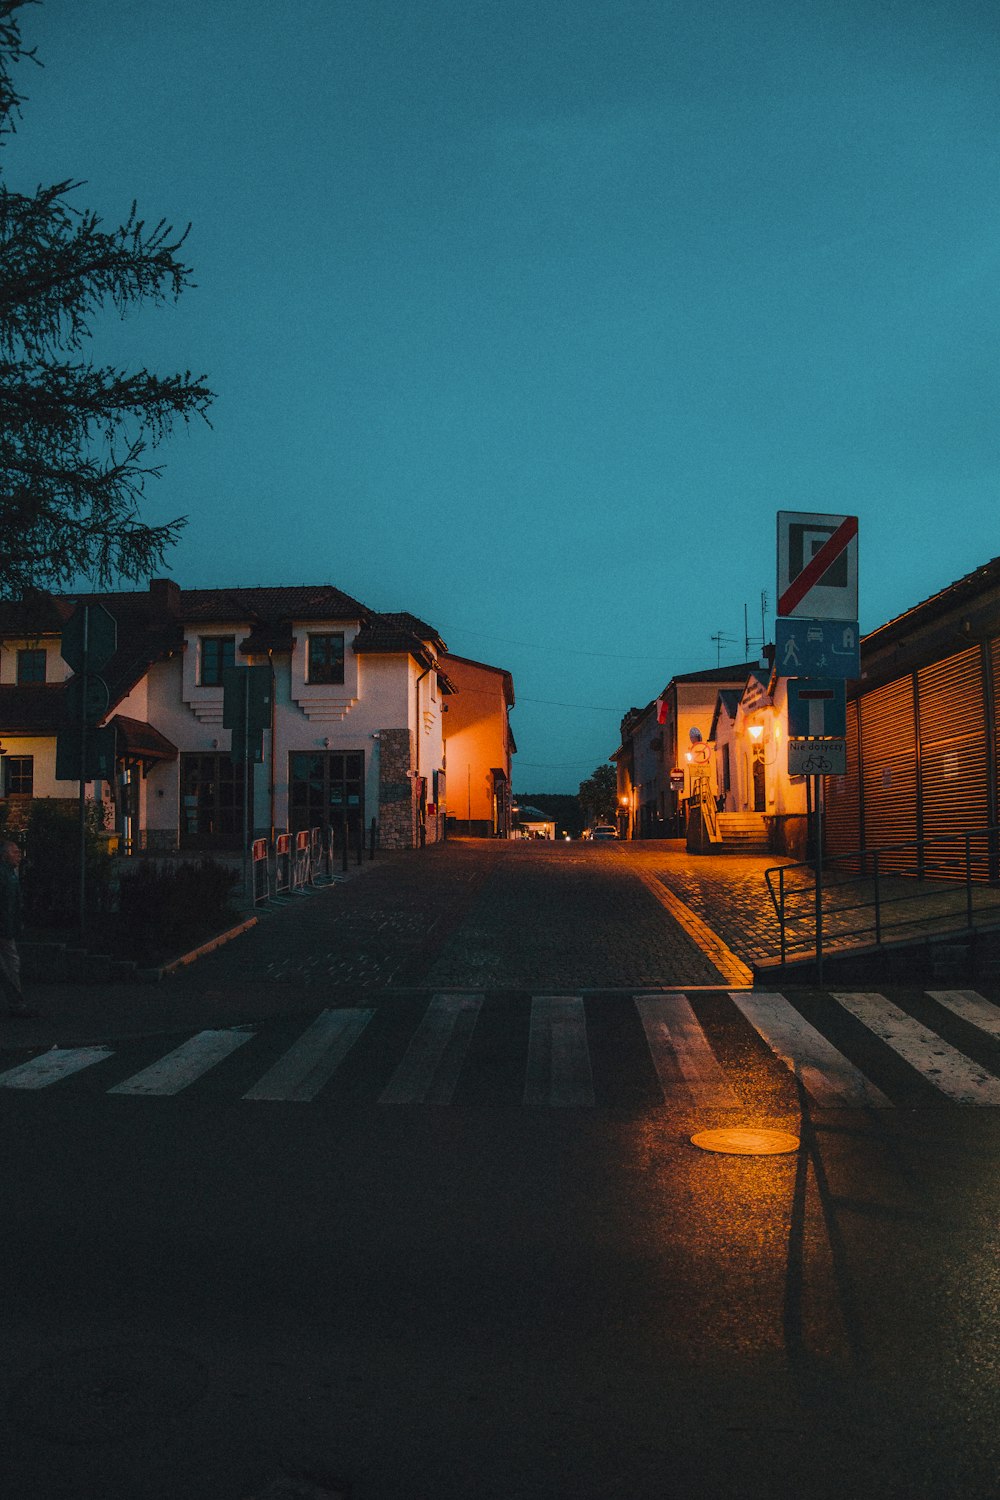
[149, 578, 181, 613]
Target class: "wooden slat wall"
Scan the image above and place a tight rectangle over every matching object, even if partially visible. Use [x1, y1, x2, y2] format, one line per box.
[860, 675, 918, 872]
[824, 698, 861, 861]
[918, 647, 988, 876]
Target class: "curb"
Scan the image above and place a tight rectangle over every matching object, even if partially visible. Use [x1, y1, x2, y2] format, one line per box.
[136, 916, 259, 983]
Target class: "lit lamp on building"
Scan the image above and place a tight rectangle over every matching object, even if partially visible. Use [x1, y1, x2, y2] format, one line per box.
[747, 723, 764, 742]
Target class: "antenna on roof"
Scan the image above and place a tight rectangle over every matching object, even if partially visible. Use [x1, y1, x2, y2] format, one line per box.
[710, 630, 737, 667]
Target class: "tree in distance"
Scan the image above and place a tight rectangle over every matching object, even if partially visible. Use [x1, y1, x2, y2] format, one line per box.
[0, 0, 214, 597]
[578, 763, 618, 827]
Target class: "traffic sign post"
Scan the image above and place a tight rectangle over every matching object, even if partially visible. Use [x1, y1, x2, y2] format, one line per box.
[61, 603, 118, 938]
[223, 666, 274, 895]
[775, 511, 861, 986]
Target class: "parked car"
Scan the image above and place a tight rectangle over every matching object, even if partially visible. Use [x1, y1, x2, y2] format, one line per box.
[590, 825, 618, 841]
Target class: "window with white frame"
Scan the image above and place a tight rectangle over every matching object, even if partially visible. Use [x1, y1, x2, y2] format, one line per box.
[307, 633, 345, 685]
[200, 636, 236, 686]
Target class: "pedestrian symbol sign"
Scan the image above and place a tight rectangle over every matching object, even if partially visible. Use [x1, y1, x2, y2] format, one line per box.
[775, 618, 860, 679]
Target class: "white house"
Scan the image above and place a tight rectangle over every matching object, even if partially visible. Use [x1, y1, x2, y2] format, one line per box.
[0, 580, 458, 851]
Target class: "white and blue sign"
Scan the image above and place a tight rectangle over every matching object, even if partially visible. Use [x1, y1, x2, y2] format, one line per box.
[775, 618, 860, 680]
[786, 678, 847, 738]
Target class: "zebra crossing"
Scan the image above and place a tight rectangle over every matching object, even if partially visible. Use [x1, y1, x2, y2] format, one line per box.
[2, 988, 1000, 1109]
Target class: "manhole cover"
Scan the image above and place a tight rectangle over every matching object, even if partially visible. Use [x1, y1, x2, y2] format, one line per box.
[690, 1128, 800, 1155]
[7, 1343, 208, 1444]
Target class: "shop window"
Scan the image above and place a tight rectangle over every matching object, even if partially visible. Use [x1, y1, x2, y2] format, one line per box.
[180, 753, 249, 848]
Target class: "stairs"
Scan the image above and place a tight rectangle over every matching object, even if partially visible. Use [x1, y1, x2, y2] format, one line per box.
[715, 812, 770, 855]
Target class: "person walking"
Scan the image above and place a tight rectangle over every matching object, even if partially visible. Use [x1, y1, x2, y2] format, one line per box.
[0, 839, 37, 1019]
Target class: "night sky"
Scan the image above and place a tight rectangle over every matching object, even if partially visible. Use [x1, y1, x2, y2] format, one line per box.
[6, 1, 999, 790]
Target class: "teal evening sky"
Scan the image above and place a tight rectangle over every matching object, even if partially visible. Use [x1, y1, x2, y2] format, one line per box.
[5, 1, 998, 790]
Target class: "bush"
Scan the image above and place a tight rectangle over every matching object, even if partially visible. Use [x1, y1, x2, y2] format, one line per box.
[21, 798, 113, 927]
[115, 859, 240, 962]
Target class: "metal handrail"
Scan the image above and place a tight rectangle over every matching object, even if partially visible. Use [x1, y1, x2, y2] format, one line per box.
[765, 826, 1000, 964]
[692, 771, 720, 843]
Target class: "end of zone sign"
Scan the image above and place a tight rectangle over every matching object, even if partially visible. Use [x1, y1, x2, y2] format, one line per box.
[777, 511, 858, 621]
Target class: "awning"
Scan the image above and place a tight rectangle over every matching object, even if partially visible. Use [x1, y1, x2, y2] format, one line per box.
[112, 714, 178, 768]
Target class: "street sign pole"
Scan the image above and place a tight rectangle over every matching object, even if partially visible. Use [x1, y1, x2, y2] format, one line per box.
[243, 674, 250, 899]
[78, 606, 90, 938]
[815, 776, 824, 987]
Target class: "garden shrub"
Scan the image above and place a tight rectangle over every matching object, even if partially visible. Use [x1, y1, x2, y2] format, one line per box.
[116, 859, 240, 962]
[21, 798, 112, 927]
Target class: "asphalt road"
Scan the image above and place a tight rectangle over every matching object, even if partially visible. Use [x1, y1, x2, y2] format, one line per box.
[1, 842, 999, 1499]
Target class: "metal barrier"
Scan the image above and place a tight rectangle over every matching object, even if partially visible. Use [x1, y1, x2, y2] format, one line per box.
[309, 826, 323, 885]
[275, 833, 291, 895]
[765, 826, 1000, 971]
[292, 828, 311, 891]
[252, 838, 270, 905]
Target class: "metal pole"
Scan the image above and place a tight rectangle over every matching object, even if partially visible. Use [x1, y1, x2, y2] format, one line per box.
[242, 672, 250, 900]
[78, 605, 89, 938]
[815, 775, 824, 986]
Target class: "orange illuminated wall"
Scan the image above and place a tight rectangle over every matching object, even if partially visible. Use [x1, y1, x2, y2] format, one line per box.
[441, 652, 515, 833]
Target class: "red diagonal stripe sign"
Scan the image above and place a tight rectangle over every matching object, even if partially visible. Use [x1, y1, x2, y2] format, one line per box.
[778, 514, 858, 617]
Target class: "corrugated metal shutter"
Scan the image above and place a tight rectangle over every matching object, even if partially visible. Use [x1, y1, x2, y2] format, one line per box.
[824, 698, 861, 862]
[860, 675, 918, 872]
[918, 646, 988, 878]
[990, 638, 1000, 828]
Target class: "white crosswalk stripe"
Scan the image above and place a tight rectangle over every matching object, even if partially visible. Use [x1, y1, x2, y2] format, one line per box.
[524, 995, 595, 1107]
[926, 989, 1000, 1040]
[0, 1045, 114, 1089]
[379, 993, 482, 1105]
[636, 993, 742, 1108]
[243, 1008, 373, 1102]
[730, 992, 893, 1107]
[109, 1028, 256, 1096]
[4, 991, 1000, 1108]
[830, 991, 1000, 1106]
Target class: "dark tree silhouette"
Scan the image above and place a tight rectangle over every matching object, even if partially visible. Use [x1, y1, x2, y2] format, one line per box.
[0, 0, 214, 596]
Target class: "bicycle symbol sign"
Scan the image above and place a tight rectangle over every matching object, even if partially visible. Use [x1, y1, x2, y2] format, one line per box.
[787, 738, 847, 777]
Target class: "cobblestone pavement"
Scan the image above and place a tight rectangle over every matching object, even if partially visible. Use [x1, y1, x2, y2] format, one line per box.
[625, 840, 789, 963]
[422, 841, 731, 989]
[7, 839, 785, 1043]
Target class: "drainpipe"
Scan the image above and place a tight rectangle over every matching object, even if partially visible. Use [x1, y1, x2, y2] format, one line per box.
[414, 663, 433, 845]
[268, 648, 276, 841]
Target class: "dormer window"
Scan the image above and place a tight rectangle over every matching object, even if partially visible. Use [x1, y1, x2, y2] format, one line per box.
[17, 648, 46, 684]
[200, 636, 235, 686]
[307, 633, 345, 685]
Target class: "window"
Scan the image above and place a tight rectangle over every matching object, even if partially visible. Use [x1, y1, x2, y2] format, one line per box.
[289, 751, 364, 838]
[200, 636, 235, 686]
[180, 753, 249, 849]
[5, 756, 33, 796]
[307, 633, 345, 685]
[16, 649, 46, 684]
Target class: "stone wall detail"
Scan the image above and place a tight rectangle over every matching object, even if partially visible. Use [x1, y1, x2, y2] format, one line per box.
[378, 728, 416, 849]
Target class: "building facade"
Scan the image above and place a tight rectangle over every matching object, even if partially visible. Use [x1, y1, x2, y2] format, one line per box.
[0, 581, 476, 852]
[825, 556, 1000, 870]
[439, 652, 515, 837]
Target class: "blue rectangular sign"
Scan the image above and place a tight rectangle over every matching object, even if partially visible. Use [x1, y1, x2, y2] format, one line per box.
[775, 617, 860, 679]
[786, 678, 847, 738]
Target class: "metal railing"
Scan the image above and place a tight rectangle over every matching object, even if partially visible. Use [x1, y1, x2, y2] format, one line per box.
[691, 771, 720, 843]
[765, 826, 1000, 969]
